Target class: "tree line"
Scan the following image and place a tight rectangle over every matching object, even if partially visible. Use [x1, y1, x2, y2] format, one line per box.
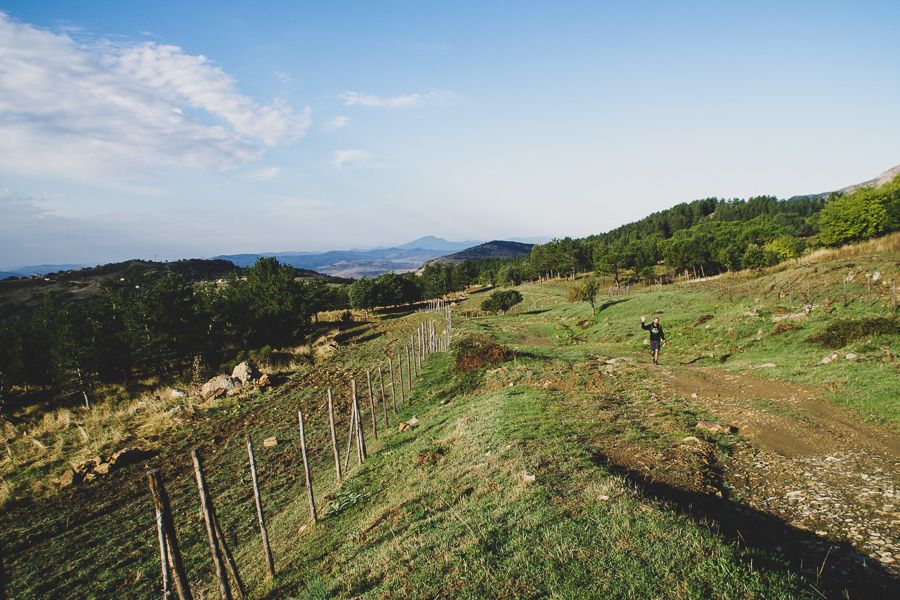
[0, 258, 348, 399]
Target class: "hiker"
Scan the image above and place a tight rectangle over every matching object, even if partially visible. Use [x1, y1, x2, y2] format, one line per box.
[640, 316, 666, 364]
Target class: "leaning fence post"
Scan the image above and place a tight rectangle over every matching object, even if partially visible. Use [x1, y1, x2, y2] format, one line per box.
[297, 409, 318, 524]
[327, 389, 342, 484]
[344, 394, 358, 470]
[147, 469, 193, 600]
[352, 378, 367, 460]
[0, 548, 5, 600]
[396, 353, 406, 404]
[153, 486, 173, 599]
[191, 449, 232, 600]
[246, 434, 275, 579]
[378, 364, 388, 427]
[406, 343, 413, 388]
[366, 370, 378, 440]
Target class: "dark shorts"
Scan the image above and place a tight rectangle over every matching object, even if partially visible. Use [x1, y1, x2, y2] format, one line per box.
[650, 340, 661, 351]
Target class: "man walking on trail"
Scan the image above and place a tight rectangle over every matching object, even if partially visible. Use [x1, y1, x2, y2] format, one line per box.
[641, 316, 666, 364]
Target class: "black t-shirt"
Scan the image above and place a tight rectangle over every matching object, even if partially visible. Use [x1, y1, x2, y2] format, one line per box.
[642, 322, 664, 341]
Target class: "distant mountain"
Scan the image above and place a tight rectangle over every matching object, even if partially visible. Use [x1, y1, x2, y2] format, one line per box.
[216, 238, 483, 278]
[790, 164, 900, 200]
[395, 236, 482, 252]
[424, 240, 534, 268]
[837, 164, 900, 194]
[0, 264, 86, 279]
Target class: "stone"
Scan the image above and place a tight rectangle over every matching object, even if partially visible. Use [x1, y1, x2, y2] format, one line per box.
[257, 373, 271, 388]
[771, 312, 806, 323]
[59, 469, 79, 489]
[200, 374, 236, 400]
[696, 420, 737, 435]
[168, 388, 187, 399]
[681, 436, 703, 444]
[756, 363, 777, 369]
[521, 470, 536, 484]
[263, 436, 278, 448]
[399, 422, 409, 432]
[94, 462, 111, 476]
[845, 353, 858, 360]
[407, 416, 420, 427]
[109, 447, 153, 468]
[231, 361, 259, 385]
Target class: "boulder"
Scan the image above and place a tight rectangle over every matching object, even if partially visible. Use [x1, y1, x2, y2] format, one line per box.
[399, 417, 420, 432]
[263, 436, 278, 448]
[200, 375, 236, 400]
[771, 312, 806, 323]
[696, 420, 737, 435]
[845, 353, 859, 360]
[231, 361, 259, 385]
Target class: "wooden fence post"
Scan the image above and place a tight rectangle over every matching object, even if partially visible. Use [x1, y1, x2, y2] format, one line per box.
[297, 409, 318, 524]
[246, 435, 275, 579]
[352, 378, 367, 461]
[344, 394, 358, 470]
[147, 469, 193, 600]
[397, 353, 406, 403]
[326, 389, 342, 484]
[405, 344, 413, 389]
[388, 356, 399, 411]
[0, 548, 6, 600]
[378, 365, 388, 427]
[191, 449, 233, 600]
[366, 370, 378, 440]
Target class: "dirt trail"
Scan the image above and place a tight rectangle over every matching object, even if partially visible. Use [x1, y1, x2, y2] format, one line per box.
[667, 365, 899, 574]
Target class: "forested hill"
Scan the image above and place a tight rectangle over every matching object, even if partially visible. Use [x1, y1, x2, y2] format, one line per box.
[0, 258, 341, 320]
[425, 240, 535, 265]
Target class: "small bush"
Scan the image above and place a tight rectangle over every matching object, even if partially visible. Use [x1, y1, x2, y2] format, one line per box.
[481, 289, 523, 314]
[339, 310, 353, 323]
[453, 334, 513, 372]
[808, 317, 899, 348]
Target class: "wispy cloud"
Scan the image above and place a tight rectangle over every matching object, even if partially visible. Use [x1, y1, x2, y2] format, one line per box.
[0, 12, 311, 181]
[244, 166, 282, 181]
[339, 90, 452, 109]
[326, 115, 350, 130]
[332, 149, 370, 168]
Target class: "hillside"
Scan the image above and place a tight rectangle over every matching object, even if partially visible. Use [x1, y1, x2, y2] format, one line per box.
[216, 237, 481, 278]
[0, 258, 337, 320]
[2, 235, 897, 598]
[425, 240, 535, 266]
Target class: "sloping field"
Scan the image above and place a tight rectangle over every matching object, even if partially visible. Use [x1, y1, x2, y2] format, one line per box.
[2, 238, 898, 598]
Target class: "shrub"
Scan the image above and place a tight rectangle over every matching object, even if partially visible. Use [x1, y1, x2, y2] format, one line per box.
[808, 317, 899, 348]
[453, 334, 513, 371]
[481, 289, 523, 314]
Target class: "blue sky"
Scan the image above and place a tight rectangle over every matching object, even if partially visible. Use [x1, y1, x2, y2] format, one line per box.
[1, 1, 899, 268]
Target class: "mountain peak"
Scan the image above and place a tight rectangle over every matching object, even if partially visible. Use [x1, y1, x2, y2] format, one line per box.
[395, 236, 481, 252]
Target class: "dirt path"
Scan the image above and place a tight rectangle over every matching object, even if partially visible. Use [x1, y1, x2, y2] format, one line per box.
[667, 366, 899, 575]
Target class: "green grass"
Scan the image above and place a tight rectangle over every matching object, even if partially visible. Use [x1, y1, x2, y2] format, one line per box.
[4, 244, 896, 598]
[256, 352, 810, 599]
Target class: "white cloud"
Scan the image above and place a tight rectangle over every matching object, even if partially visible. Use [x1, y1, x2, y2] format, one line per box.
[327, 115, 350, 129]
[244, 166, 281, 181]
[0, 12, 311, 181]
[332, 149, 370, 168]
[339, 90, 451, 109]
